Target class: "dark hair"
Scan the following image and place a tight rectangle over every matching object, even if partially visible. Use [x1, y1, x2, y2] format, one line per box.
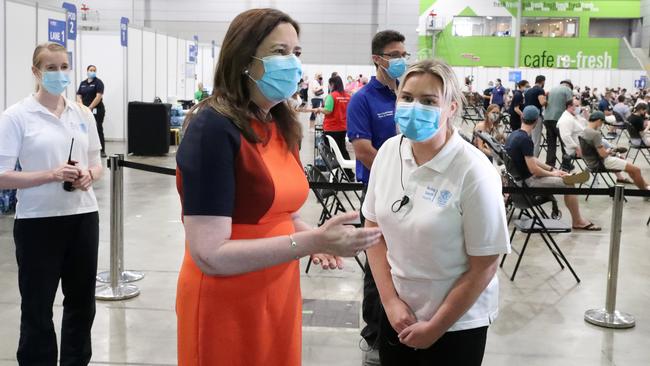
[535, 75, 546, 84]
[371, 30, 405, 67]
[86, 65, 96, 71]
[518, 80, 528, 88]
[635, 103, 648, 112]
[329, 76, 345, 94]
[566, 99, 575, 109]
[184, 8, 301, 150]
[522, 117, 537, 125]
[618, 95, 626, 103]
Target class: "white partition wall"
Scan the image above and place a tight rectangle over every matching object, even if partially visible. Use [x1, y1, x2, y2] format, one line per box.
[167, 36, 178, 99]
[5, 1, 37, 107]
[127, 27, 143, 102]
[155, 33, 167, 99]
[200, 45, 214, 91]
[0, 0, 6, 111]
[79, 32, 124, 141]
[141, 30, 156, 102]
[177, 39, 187, 99]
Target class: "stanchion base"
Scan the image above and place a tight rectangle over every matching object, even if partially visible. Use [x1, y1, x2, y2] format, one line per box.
[584, 309, 635, 329]
[95, 283, 140, 301]
[96, 270, 145, 283]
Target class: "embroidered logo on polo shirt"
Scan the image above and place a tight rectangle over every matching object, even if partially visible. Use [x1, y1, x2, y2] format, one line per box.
[376, 111, 393, 119]
[422, 186, 438, 202]
[79, 123, 88, 133]
[437, 190, 452, 207]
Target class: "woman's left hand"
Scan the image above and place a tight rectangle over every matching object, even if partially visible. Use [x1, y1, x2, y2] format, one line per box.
[398, 321, 442, 350]
[310, 253, 344, 270]
[73, 170, 93, 191]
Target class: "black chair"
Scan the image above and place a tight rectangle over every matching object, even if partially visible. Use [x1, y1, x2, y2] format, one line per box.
[557, 130, 586, 174]
[578, 136, 621, 201]
[499, 152, 579, 283]
[303, 165, 364, 274]
[624, 121, 650, 166]
[317, 142, 362, 205]
[127, 102, 171, 155]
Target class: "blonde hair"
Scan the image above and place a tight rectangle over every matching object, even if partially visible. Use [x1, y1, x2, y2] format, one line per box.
[32, 42, 67, 91]
[398, 59, 466, 121]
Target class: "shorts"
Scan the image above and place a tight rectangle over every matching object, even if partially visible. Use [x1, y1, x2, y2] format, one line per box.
[524, 176, 567, 188]
[603, 156, 627, 171]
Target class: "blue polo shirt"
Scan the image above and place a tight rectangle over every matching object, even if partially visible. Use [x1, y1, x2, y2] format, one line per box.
[346, 76, 398, 184]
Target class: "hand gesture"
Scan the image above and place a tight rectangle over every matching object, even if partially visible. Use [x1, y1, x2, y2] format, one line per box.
[310, 253, 344, 270]
[398, 321, 441, 350]
[384, 297, 417, 334]
[317, 212, 382, 257]
[72, 170, 93, 191]
[52, 163, 81, 183]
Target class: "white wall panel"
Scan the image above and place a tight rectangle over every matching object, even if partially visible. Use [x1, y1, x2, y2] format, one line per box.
[36, 7, 65, 44]
[5, 1, 36, 107]
[79, 32, 124, 140]
[0, 0, 6, 111]
[183, 40, 194, 100]
[141, 30, 156, 102]
[177, 38, 186, 99]
[155, 33, 167, 99]
[167, 36, 178, 99]
[127, 27, 142, 101]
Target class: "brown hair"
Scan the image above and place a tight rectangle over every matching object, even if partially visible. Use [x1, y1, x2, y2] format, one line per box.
[184, 8, 302, 150]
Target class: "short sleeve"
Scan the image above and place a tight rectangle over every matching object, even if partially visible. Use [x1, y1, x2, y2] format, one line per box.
[0, 111, 23, 157]
[176, 109, 240, 216]
[461, 169, 510, 256]
[324, 94, 334, 112]
[76, 82, 83, 95]
[361, 143, 382, 223]
[96, 79, 105, 94]
[79, 104, 102, 154]
[592, 131, 603, 148]
[346, 94, 372, 141]
[521, 137, 534, 157]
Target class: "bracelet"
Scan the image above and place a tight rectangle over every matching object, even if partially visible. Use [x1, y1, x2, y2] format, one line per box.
[288, 234, 300, 260]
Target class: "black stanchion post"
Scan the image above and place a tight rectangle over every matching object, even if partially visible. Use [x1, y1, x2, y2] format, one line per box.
[96, 155, 140, 301]
[584, 184, 635, 328]
[97, 154, 145, 284]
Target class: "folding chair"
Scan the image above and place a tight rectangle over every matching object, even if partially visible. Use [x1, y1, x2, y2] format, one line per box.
[556, 132, 586, 173]
[318, 142, 362, 205]
[578, 137, 621, 201]
[623, 121, 650, 166]
[499, 153, 580, 283]
[303, 165, 364, 274]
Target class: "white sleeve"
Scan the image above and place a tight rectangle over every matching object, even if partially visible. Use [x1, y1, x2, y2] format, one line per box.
[0, 155, 18, 175]
[558, 120, 577, 151]
[79, 104, 102, 166]
[361, 142, 388, 223]
[0, 111, 23, 157]
[461, 168, 511, 256]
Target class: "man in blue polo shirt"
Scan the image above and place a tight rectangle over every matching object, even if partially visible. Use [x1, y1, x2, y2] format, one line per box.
[346, 29, 407, 366]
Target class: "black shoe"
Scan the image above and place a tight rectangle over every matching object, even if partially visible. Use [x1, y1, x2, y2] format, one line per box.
[101, 152, 107, 158]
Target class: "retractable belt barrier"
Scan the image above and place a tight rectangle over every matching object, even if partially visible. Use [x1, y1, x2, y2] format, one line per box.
[95, 155, 646, 329]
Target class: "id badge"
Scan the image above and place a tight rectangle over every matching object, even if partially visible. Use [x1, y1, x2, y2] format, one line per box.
[92, 108, 97, 115]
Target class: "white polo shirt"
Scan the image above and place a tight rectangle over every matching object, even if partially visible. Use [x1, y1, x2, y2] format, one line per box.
[362, 129, 511, 331]
[0, 95, 101, 219]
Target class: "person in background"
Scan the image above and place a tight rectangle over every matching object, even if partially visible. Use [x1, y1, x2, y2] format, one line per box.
[345, 75, 358, 94]
[490, 78, 506, 110]
[598, 90, 614, 112]
[524, 75, 546, 157]
[308, 72, 324, 129]
[77, 64, 106, 157]
[613, 94, 631, 120]
[194, 82, 209, 102]
[629, 103, 650, 146]
[364, 59, 510, 365]
[319, 75, 353, 178]
[482, 81, 494, 110]
[474, 104, 504, 161]
[505, 106, 600, 231]
[581, 111, 649, 193]
[175, 9, 381, 366]
[1, 42, 104, 365]
[543, 80, 574, 167]
[461, 76, 473, 94]
[347, 29, 408, 366]
[508, 79, 528, 131]
[299, 75, 309, 105]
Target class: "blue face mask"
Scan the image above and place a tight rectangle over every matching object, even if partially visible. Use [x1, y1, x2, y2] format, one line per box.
[382, 57, 407, 79]
[87, 71, 96, 79]
[395, 102, 442, 142]
[249, 54, 302, 104]
[41, 71, 70, 95]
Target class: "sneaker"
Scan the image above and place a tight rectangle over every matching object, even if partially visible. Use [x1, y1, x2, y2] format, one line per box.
[562, 170, 590, 185]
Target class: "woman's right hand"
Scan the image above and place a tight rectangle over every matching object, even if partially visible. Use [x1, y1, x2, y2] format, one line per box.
[51, 164, 81, 183]
[316, 211, 382, 257]
[384, 296, 417, 333]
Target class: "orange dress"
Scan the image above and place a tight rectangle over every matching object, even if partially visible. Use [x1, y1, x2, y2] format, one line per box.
[175, 109, 309, 366]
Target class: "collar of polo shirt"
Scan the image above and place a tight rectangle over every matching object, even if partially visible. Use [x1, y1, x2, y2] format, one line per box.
[25, 94, 74, 114]
[400, 128, 461, 173]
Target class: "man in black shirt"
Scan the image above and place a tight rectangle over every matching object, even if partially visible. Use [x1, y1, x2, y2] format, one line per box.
[629, 103, 650, 145]
[482, 81, 494, 110]
[524, 75, 547, 157]
[508, 79, 529, 131]
[505, 106, 599, 230]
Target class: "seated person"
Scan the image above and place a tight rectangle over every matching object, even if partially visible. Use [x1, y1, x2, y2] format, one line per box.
[629, 103, 650, 146]
[473, 104, 505, 160]
[505, 106, 601, 231]
[581, 111, 650, 194]
[613, 94, 631, 120]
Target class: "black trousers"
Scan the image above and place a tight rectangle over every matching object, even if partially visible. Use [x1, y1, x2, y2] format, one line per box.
[310, 98, 323, 121]
[379, 311, 488, 366]
[94, 106, 106, 153]
[543, 120, 559, 166]
[14, 212, 99, 366]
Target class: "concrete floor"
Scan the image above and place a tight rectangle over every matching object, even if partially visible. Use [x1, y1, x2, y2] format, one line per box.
[0, 114, 649, 365]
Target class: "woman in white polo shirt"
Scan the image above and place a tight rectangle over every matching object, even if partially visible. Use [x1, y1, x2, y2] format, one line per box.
[0, 42, 103, 365]
[363, 59, 510, 365]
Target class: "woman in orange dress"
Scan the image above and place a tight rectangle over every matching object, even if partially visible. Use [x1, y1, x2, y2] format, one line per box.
[175, 9, 382, 366]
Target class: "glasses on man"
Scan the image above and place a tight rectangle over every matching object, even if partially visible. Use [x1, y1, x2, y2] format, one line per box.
[381, 52, 411, 60]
